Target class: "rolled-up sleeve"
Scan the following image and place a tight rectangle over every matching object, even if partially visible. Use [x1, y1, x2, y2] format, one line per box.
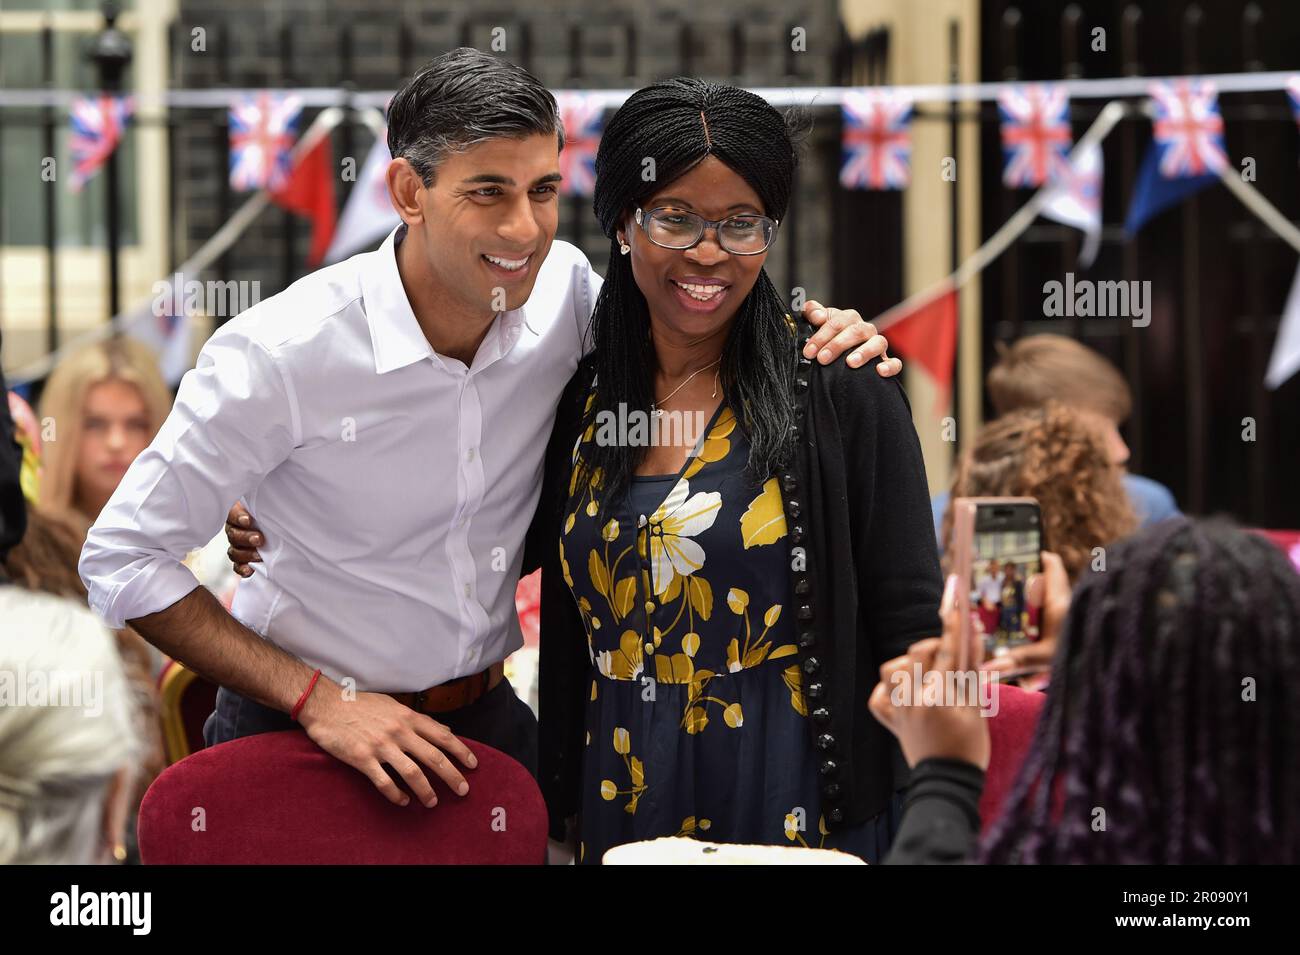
[79, 328, 300, 629]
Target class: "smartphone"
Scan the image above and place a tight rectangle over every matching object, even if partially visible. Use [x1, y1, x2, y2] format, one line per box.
[949, 498, 1043, 670]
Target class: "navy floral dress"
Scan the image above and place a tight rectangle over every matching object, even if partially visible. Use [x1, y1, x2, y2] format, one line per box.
[559, 390, 900, 864]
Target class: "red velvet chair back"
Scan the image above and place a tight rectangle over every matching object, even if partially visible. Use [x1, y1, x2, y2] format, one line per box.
[979, 683, 1045, 833]
[138, 730, 546, 864]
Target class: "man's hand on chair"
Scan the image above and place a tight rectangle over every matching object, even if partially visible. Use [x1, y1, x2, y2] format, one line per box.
[223, 500, 478, 807]
[297, 679, 480, 808]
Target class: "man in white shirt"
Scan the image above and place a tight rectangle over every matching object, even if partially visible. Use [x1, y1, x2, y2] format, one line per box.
[79, 48, 900, 811]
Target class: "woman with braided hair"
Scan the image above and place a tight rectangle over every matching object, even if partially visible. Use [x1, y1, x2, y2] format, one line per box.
[873, 516, 1300, 864]
[533, 78, 942, 863]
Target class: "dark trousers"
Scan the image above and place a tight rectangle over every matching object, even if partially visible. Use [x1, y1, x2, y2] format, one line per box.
[201, 677, 539, 779]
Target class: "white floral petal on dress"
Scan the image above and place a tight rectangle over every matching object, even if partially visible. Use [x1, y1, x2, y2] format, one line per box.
[664, 534, 706, 579]
[645, 481, 721, 596]
[662, 491, 722, 539]
[649, 479, 691, 524]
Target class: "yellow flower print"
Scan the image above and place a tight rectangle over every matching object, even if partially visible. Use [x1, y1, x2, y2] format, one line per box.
[781, 663, 808, 716]
[684, 706, 709, 735]
[595, 629, 644, 681]
[589, 550, 611, 602]
[739, 477, 787, 548]
[653, 652, 695, 684]
[646, 479, 721, 596]
[784, 812, 802, 841]
[783, 809, 830, 849]
[723, 702, 744, 728]
[682, 407, 736, 480]
[676, 816, 712, 838]
[599, 726, 646, 814]
[724, 594, 795, 673]
[559, 538, 574, 588]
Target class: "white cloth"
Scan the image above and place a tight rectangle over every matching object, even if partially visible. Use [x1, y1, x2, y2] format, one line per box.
[80, 227, 601, 692]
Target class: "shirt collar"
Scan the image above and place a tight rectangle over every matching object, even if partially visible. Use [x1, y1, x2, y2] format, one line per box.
[361, 224, 530, 375]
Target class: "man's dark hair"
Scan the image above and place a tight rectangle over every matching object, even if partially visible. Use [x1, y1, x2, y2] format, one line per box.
[386, 47, 564, 186]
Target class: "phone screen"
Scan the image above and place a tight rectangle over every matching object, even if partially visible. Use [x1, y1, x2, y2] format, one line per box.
[968, 503, 1042, 657]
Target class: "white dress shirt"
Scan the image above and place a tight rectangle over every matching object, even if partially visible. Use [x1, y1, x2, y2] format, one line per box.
[80, 227, 601, 692]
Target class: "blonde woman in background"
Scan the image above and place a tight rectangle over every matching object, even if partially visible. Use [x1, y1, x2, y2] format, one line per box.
[37, 337, 172, 528]
[36, 336, 239, 617]
[0, 585, 143, 864]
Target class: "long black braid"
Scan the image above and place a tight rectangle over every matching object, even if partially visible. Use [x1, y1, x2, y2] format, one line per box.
[577, 78, 812, 508]
[980, 516, 1300, 864]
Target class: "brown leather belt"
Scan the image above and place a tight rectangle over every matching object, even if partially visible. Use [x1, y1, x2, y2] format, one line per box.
[387, 661, 505, 715]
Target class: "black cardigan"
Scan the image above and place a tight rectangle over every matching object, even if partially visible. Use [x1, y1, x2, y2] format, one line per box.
[525, 321, 943, 839]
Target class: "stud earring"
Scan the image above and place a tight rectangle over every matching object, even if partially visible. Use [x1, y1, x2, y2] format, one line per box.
[619, 238, 630, 255]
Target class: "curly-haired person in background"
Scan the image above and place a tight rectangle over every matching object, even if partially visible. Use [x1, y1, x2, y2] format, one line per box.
[931, 334, 1179, 549]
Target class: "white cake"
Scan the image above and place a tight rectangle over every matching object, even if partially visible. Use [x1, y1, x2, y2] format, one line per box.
[603, 837, 867, 865]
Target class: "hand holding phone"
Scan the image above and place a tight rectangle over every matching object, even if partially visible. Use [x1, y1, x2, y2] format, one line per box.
[948, 498, 1043, 671]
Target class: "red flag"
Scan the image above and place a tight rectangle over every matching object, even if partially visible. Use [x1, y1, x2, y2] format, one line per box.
[881, 285, 957, 413]
[270, 134, 336, 269]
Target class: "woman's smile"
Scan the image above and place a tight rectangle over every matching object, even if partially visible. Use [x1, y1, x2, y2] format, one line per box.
[668, 274, 732, 313]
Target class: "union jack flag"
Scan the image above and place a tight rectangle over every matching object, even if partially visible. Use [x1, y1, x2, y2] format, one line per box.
[1149, 80, 1227, 179]
[228, 92, 303, 193]
[839, 89, 914, 190]
[555, 93, 605, 197]
[998, 84, 1072, 188]
[67, 95, 133, 193]
[1286, 76, 1300, 128]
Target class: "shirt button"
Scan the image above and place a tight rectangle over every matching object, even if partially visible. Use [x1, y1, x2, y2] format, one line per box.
[467, 448, 476, 461]
[637, 514, 648, 528]
[644, 642, 654, 655]
[463, 583, 472, 598]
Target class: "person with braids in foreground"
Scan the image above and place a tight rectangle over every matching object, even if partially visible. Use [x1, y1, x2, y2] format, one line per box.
[531, 79, 942, 863]
[872, 517, 1300, 864]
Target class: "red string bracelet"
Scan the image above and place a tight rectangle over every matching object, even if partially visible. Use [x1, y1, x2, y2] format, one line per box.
[290, 668, 322, 722]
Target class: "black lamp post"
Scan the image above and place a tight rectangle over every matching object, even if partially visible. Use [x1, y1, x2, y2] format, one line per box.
[87, 0, 132, 325]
